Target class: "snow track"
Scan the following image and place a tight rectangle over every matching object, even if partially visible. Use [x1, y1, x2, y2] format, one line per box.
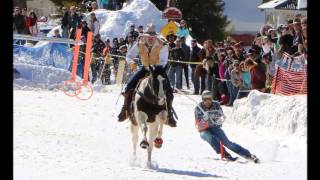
[14, 88, 306, 180]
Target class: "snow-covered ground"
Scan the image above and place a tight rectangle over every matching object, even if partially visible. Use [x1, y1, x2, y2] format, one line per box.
[14, 84, 307, 180]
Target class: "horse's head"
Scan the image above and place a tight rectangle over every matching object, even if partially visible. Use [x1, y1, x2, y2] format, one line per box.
[148, 65, 166, 106]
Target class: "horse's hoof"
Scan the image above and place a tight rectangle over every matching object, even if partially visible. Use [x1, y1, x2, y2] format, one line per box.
[154, 138, 163, 148]
[140, 140, 149, 149]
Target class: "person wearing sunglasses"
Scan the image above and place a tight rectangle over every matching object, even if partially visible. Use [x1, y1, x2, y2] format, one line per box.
[194, 90, 259, 162]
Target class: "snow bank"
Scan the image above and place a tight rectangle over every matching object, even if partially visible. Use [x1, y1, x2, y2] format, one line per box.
[14, 62, 80, 90]
[229, 90, 307, 138]
[96, 0, 167, 40]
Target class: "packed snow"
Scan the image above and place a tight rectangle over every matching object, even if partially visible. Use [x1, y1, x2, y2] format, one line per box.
[14, 85, 307, 180]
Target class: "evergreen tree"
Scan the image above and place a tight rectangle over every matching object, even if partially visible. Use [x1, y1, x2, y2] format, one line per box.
[175, 0, 230, 43]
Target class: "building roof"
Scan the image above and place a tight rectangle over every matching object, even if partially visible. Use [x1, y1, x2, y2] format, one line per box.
[258, 0, 307, 10]
[258, 0, 288, 9]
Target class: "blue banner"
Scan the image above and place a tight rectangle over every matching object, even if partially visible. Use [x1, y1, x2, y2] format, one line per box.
[13, 42, 73, 70]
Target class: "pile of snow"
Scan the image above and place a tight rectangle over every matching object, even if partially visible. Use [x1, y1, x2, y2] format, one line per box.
[95, 0, 167, 40]
[229, 90, 307, 138]
[48, 0, 167, 41]
[13, 54, 81, 90]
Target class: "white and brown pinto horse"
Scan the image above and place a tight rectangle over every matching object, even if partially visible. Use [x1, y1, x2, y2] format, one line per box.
[129, 65, 168, 168]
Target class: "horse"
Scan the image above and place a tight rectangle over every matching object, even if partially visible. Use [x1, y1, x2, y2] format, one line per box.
[129, 65, 168, 168]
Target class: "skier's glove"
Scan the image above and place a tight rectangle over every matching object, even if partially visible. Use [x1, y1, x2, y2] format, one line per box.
[130, 62, 137, 71]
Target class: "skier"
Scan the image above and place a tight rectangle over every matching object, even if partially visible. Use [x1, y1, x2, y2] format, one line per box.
[195, 90, 259, 163]
[117, 23, 177, 127]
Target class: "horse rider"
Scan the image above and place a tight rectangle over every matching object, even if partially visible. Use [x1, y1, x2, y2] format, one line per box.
[117, 23, 177, 127]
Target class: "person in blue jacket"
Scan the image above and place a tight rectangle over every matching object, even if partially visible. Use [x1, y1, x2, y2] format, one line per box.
[176, 19, 189, 38]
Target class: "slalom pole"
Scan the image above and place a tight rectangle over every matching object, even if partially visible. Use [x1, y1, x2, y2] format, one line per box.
[75, 31, 94, 100]
[61, 29, 82, 97]
[82, 31, 93, 85]
[70, 29, 82, 81]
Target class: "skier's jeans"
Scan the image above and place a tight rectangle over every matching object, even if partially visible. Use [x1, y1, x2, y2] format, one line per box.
[200, 126, 251, 158]
[168, 65, 182, 89]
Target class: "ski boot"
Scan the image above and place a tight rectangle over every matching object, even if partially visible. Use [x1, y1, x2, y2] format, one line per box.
[248, 154, 260, 163]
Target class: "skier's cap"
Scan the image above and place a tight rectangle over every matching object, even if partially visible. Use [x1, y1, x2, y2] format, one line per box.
[202, 90, 213, 100]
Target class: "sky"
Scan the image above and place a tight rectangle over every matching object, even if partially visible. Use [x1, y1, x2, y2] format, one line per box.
[223, 0, 265, 32]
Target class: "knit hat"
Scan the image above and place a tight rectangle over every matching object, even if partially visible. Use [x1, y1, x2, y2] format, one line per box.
[202, 90, 213, 100]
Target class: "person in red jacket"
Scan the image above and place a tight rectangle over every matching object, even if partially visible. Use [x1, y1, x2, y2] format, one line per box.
[245, 58, 266, 92]
[27, 11, 38, 36]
